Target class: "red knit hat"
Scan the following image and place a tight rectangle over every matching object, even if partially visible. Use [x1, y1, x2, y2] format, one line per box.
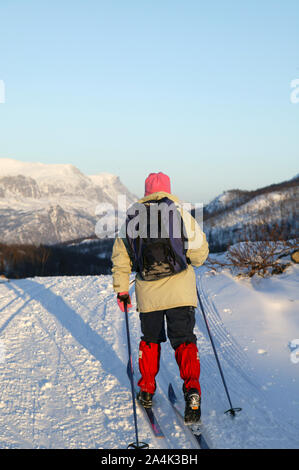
[144, 172, 171, 196]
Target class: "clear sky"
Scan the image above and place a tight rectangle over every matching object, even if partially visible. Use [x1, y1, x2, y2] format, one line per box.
[0, 0, 298, 203]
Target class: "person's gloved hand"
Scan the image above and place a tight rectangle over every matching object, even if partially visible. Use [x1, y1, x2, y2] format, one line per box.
[117, 292, 132, 312]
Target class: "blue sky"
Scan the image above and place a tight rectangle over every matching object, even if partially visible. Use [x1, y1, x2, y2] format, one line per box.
[0, 0, 298, 202]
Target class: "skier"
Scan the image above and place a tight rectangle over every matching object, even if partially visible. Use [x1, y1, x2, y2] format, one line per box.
[111, 172, 209, 423]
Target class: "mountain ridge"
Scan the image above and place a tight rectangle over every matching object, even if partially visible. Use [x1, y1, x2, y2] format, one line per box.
[0, 158, 137, 245]
[203, 174, 298, 251]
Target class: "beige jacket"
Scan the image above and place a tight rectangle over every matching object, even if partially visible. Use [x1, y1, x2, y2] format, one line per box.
[111, 192, 209, 312]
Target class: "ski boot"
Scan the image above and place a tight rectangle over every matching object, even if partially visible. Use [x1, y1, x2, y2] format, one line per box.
[137, 390, 154, 409]
[183, 385, 201, 424]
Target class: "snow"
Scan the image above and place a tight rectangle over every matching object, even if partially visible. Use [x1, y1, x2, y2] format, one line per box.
[208, 190, 291, 230]
[0, 158, 86, 187]
[0, 159, 136, 205]
[89, 173, 118, 186]
[0, 158, 82, 179]
[0, 159, 137, 244]
[89, 173, 137, 206]
[204, 190, 241, 214]
[0, 264, 298, 449]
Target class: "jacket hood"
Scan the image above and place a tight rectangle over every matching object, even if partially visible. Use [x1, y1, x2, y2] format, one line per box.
[138, 191, 180, 204]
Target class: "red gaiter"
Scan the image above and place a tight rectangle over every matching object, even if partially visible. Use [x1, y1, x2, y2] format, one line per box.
[175, 342, 201, 395]
[138, 341, 161, 394]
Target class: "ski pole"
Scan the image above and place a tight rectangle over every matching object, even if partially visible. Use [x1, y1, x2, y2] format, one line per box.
[196, 286, 242, 417]
[124, 301, 149, 449]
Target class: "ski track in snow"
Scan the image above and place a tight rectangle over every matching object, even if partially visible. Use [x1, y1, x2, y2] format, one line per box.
[196, 268, 299, 449]
[0, 267, 298, 449]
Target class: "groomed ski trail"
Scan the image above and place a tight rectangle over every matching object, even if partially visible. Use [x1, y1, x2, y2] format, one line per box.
[0, 269, 298, 449]
[195, 269, 299, 448]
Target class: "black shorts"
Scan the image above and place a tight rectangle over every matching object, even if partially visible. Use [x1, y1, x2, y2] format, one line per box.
[139, 306, 197, 350]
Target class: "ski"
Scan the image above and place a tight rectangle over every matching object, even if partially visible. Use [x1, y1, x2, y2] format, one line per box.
[168, 383, 210, 449]
[137, 398, 165, 439]
[127, 360, 165, 439]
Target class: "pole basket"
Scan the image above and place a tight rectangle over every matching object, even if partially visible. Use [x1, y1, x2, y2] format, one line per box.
[127, 442, 150, 449]
[225, 407, 242, 417]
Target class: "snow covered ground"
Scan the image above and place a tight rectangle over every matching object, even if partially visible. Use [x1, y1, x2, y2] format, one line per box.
[0, 263, 298, 449]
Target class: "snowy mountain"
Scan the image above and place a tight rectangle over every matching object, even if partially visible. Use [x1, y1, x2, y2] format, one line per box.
[0, 158, 137, 245]
[203, 176, 299, 252]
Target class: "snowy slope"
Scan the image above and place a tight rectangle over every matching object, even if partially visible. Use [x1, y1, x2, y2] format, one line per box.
[89, 173, 136, 206]
[0, 265, 298, 449]
[0, 158, 88, 190]
[204, 176, 299, 251]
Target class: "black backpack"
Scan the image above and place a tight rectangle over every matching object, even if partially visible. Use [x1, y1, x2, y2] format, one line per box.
[125, 197, 189, 281]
